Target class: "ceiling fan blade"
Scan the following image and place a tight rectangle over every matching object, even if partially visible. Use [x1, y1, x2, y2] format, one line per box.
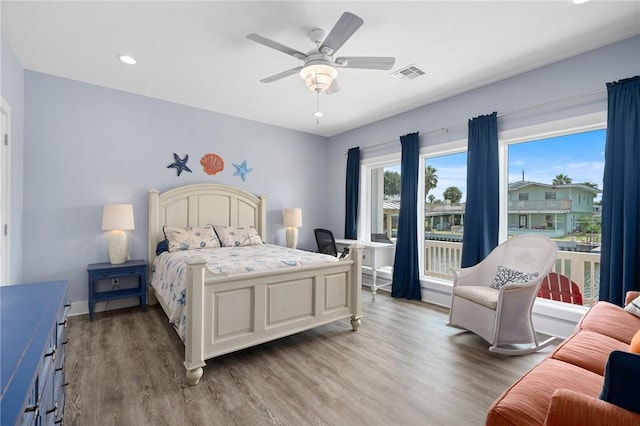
[259, 67, 303, 83]
[326, 79, 340, 95]
[335, 56, 396, 70]
[319, 12, 364, 55]
[247, 33, 307, 60]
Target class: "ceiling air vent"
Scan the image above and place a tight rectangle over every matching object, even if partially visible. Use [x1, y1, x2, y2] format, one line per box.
[392, 63, 427, 80]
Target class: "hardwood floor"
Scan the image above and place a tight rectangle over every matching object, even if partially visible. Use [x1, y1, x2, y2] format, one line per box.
[66, 290, 556, 425]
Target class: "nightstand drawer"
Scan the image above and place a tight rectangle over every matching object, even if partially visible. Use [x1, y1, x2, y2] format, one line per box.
[91, 265, 144, 279]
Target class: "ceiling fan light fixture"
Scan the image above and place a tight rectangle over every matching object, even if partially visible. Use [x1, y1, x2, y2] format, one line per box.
[300, 64, 338, 92]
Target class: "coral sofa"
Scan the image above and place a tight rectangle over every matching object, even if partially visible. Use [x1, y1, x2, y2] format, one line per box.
[486, 299, 640, 426]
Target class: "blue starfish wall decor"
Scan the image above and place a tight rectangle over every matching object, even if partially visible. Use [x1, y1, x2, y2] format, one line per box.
[232, 160, 253, 182]
[167, 153, 192, 176]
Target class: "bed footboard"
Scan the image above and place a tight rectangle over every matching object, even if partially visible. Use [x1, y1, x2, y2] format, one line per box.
[183, 245, 363, 385]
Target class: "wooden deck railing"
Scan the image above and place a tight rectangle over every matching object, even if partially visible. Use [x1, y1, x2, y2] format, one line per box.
[424, 240, 600, 305]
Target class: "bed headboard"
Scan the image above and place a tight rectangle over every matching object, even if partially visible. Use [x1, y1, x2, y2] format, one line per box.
[148, 183, 267, 265]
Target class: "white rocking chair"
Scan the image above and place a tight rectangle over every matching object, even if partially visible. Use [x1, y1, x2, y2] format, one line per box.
[447, 234, 558, 355]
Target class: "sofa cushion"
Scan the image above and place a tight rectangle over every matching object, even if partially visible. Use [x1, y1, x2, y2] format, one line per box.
[577, 301, 640, 344]
[486, 359, 603, 426]
[551, 330, 630, 376]
[630, 329, 640, 353]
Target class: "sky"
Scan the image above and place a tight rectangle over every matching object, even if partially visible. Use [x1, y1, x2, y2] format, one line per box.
[394, 128, 606, 203]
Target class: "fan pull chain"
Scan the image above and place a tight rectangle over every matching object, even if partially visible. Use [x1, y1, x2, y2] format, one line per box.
[313, 89, 323, 124]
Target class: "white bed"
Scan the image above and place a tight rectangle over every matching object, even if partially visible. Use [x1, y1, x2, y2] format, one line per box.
[147, 183, 363, 385]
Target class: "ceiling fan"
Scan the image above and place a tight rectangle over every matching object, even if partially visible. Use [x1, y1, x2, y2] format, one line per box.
[247, 11, 395, 95]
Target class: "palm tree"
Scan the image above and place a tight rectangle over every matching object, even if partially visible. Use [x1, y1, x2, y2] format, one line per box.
[428, 194, 436, 203]
[552, 174, 573, 185]
[582, 181, 599, 190]
[443, 186, 463, 203]
[425, 166, 438, 197]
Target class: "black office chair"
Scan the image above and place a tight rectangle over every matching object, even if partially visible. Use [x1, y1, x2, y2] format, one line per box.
[371, 233, 393, 244]
[314, 228, 348, 258]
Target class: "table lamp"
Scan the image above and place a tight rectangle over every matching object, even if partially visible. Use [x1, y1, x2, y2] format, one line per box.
[283, 208, 302, 249]
[102, 203, 135, 264]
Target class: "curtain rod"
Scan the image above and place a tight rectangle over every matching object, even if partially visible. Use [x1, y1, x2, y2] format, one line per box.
[343, 87, 607, 154]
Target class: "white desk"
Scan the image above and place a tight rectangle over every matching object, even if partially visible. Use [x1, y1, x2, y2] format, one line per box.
[335, 239, 396, 298]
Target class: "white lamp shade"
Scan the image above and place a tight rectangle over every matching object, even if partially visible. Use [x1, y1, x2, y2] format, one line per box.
[102, 204, 135, 231]
[102, 204, 134, 264]
[283, 208, 302, 227]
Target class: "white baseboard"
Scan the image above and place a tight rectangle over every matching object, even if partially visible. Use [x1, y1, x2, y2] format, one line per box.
[68, 297, 142, 318]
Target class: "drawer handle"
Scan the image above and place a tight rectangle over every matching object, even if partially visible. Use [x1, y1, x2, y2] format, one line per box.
[58, 319, 67, 328]
[55, 366, 64, 372]
[44, 348, 56, 362]
[46, 403, 58, 416]
[64, 303, 71, 308]
[24, 404, 39, 415]
[62, 382, 69, 388]
[54, 413, 64, 424]
[62, 340, 69, 345]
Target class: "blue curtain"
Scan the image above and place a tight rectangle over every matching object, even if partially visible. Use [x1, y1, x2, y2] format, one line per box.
[392, 132, 421, 300]
[599, 76, 640, 306]
[345, 147, 360, 239]
[461, 112, 499, 268]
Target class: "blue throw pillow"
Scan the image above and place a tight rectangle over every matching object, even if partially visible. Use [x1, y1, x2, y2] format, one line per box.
[156, 239, 169, 255]
[599, 350, 640, 414]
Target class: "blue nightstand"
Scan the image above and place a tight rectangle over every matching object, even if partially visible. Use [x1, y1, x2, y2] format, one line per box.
[87, 259, 147, 321]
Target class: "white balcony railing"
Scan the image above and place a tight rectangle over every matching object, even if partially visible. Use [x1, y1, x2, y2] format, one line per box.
[424, 240, 600, 305]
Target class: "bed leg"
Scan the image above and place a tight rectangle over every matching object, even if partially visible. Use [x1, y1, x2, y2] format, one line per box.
[350, 316, 362, 331]
[185, 366, 204, 386]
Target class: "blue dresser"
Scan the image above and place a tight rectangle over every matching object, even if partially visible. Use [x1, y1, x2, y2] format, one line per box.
[1, 280, 70, 426]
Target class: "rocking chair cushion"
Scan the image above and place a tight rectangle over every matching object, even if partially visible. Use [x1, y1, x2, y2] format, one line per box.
[454, 286, 499, 310]
[490, 265, 539, 289]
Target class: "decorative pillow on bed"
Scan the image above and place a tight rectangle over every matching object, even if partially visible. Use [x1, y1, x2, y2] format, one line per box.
[489, 266, 539, 289]
[163, 225, 221, 252]
[213, 225, 263, 247]
[156, 239, 169, 255]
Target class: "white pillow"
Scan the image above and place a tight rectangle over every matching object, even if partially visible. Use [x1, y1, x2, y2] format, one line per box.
[213, 225, 263, 247]
[163, 225, 220, 252]
[625, 296, 640, 318]
[490, 265, 539, 289]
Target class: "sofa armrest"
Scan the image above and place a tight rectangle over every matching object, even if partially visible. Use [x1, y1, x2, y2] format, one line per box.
[625, 291, 640, 306]
[545, 389, 640, 426]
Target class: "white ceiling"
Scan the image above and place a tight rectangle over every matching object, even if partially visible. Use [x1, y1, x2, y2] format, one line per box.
[2, 1, 639, 137]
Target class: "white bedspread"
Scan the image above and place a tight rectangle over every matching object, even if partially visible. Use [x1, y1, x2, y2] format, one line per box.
[150, 244, 339, 340]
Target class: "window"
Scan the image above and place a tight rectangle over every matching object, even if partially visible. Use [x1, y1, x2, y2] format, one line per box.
[423, 152, 467, 278]
[508, 129, 605, 304]
[519, 193, 529, 201]
[366, 161, 401, 242]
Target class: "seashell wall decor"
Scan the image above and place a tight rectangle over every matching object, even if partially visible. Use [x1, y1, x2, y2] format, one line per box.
[200, 153, 225, 175]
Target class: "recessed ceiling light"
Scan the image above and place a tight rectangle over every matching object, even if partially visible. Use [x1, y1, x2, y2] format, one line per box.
[572, 0, 589, 4]
[312, 111, 323, 118]
[117, 54, 136, 65]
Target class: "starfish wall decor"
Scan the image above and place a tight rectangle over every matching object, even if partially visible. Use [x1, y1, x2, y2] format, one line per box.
[232, 160, 253, 182]
[167, 153, 192, 176]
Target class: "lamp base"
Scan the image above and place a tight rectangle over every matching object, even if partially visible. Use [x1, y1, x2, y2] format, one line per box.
[286, 227, 298, 249]
[108, 230, 129, 264]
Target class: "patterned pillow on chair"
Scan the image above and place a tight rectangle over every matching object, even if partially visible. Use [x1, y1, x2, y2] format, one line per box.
[490, 266, 539, 289]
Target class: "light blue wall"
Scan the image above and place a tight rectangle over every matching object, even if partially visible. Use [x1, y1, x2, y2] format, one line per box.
[326, 36, 640, 238]
[1, 32, 24, 284]
[23, 72, 330, 302]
